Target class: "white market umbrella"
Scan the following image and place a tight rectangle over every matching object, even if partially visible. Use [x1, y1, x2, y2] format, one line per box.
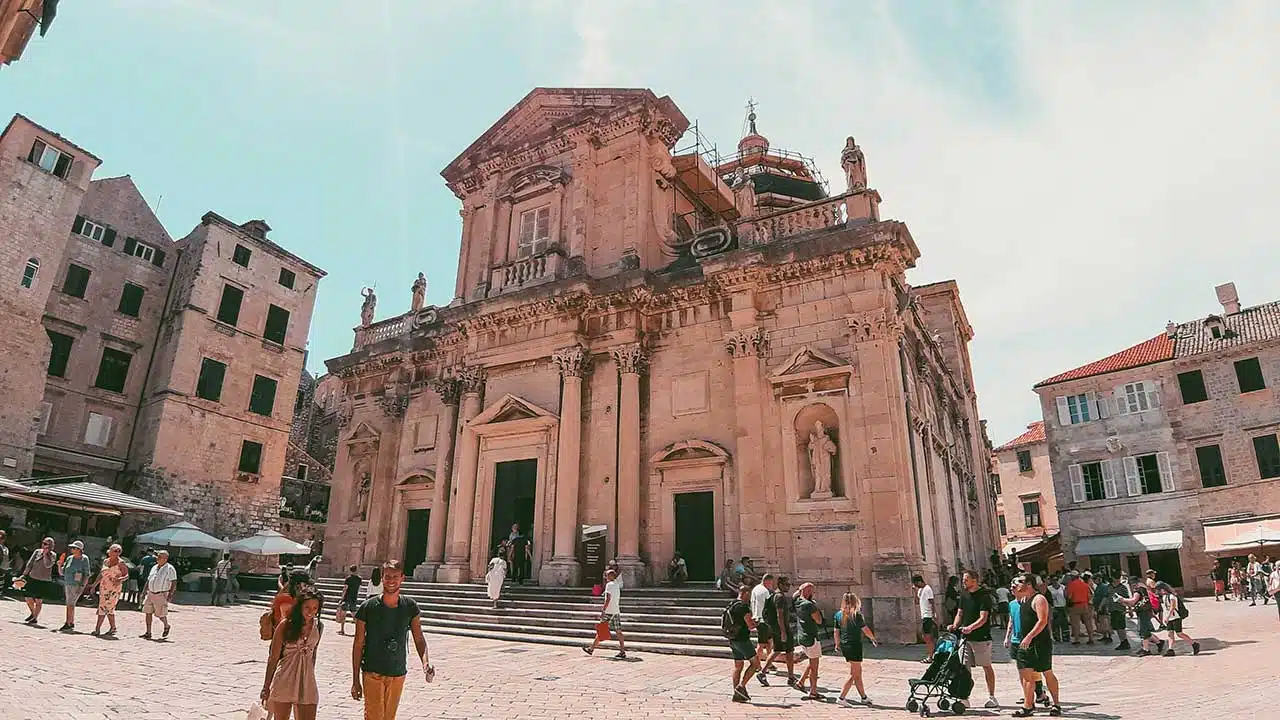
[135, 521, 228, 551]
[228, 530, 311, 556]
[1222, 525, 1280, 550]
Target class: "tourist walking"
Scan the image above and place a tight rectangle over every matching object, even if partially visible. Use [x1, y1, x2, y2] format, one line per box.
[1268, 563, 1280, 621]
[90, 543, 128, 637]
[263, 590, 324, 720]
[1091, 572, 1113, 642]
[485, 550, 507, 609]
[1010, 574, 1061, 717]
[751, 573, 775, 673]
[1004, 583, 1049, 707]
[913, 574, 938, 661]
[1108, 574, 1132, 651]
[724, 584, 761, 703]
[351, 561, 432, 720]
[762, 575, 798, 687]
[1156, 583, 1200, 656]
[57, 540, 91, 632]
[833, 592, 877, 706]
[211, 552, 233, 606]
[1047, 576, 1068, 642]
[1065, 572, 1095, 645]
[368, 565, 384, 599]
[336, 565, 362, 635]
[138, 547, 157, 588]
[1121, 579, 1164, 656]
[140, 549, 178, 639]
[583, 568, 627, 658]
[994, 583, 1013, 630]
[0, 529, 10, 598]
[19, 538, 57, 625]
[794, 582, 824, 701]
[950, 569, 999, 709]
[1211, 564, 1227, 601]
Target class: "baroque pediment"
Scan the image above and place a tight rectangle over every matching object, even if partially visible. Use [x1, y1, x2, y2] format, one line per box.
[770, 346, 851, 381]
[470, 393, 558, 426]
[346, 422, 380, 442]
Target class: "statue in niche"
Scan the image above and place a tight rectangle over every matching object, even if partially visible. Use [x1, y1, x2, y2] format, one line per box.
[807, 420, 838, 499]
[410, 272, 427, 312]
[360, 288, 377, 327]
[353, 471, 371, 521]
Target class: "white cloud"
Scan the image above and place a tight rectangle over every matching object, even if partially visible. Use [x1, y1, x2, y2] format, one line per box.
[557, 0, 1280, 443]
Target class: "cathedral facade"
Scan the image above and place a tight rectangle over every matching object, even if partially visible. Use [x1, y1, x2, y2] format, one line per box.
[323, 88, 997, 637]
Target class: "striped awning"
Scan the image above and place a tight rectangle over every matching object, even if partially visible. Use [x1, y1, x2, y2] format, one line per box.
[0, 477, 30, 492]
[1, 481, 181, 517]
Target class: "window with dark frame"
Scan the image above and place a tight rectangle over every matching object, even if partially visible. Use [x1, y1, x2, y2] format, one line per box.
[1022, 500, 1042, 528]
[117, 283, 144, 317]
[1137, 453, 1164, 494]
[1017, 450, 1033, 472]
[232, 244, 252, 267]
[94, 348, 133, 393]
[1195, 444, 1227, 488]
[989, 473, 1001, 495]
[263, 304, 290, 345]
[248, 375, 278, 416]
[46, 330, 73, 378]
[22, 258, 39, 288]
[297, 464, 308, 481]
[238, 440, 264, 474]
[1177, 370, 1209, 404]
[195, 358, 227, 402]
[1081, 462, 1106, 501]
[216, 284, 244, 326]
[62, 264, 91, 299]
[997, 514, 1007, 535]
[28, 139, 73, 179]
[1254, 434, 1280, 480]
[278, 268, 296, 289]
[1234, 357, 1266, 393]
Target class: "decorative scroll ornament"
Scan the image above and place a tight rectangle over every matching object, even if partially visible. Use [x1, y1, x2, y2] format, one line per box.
[611, 343, 649, 376]
[724, 327, 768, 358]
[689, 225, 735, 259]
[552, 345, 591, 378]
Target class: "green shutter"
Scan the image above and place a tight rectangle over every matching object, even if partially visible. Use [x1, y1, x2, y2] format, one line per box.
[102, 228, 116, 248]
[123, 236, 137, 254]
[72, 215, 85, 234]
[152, 249, 166, 268]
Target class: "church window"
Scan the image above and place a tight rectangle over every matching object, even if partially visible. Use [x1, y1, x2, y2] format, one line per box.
[517, 206, 551, 258]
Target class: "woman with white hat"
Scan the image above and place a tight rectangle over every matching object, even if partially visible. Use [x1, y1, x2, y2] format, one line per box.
[58, 540, 92, 632]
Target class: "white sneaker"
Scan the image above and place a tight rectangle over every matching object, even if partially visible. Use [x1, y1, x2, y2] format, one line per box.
[984, 697, 1000, 708]
[860, 696, 872, 706]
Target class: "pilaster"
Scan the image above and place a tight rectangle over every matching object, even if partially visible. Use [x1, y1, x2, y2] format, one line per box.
[437, 366, 486, 583]
[541, 345, 590, 586]
[418, 376, 462, 580]
[611, 342, 647, 587]
[724, 324, 769, 562]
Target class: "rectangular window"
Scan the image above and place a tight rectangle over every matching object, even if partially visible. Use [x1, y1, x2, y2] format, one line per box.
[1136, 454, 1165, 494]
[94, 348, 133, 393]
[46, 330, 73, 378]
[28, 139, 73, 179]
[1066, 393, 1092, 424]
[1081, 462, 1105, 501]
[989, 473, 1001, 496]
[1254, 434, 1280, 480]
[248, 375, 278, 416]
[62, 264, 91, 299]
[1116, 381, 1160, 414]
[232, 244, 252, 267]
[77, 219, 105, 242]
[118, 283, 144, 317]
[263, 304, 289, 345]
[1023, 500, 1042, 528]
[238, 440, 264, 474]
[21, 258, 39, 288]
[129, 241, 155, 262]
[1069, 460, 1118, 502]
[1234, 357, 1266, 393]
[195, 358, 227, 402]
[216, 284, 244, 326]
[1017, 450, 1033, 473]
[84, 412, 113, 447]
[278, 268, 296, 289]
[997, 514, 1007, 536]
[1177, 370, 1208, 404]
[296, 464, 308, 481]
[517, 206, 551, 257]
[1195, 444, 1227, 488]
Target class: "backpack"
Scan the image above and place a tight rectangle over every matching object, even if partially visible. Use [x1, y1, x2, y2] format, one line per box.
[721, 600, 745, 639]
[1175, 597, 1189, 619]
[1147, 589, 1160, 615]
[259, 610, 275, 641]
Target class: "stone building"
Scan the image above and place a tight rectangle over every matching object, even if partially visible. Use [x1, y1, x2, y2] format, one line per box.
[322, 88, 997, 638]
[991, 421, 1059, 551]
[0, 114, 326, 541]
[0, 0, 56, 68]
[278, 367, 340, 552]
[1034, 282, 1280, 590]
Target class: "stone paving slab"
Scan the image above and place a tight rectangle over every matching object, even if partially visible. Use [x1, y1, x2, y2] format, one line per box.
[0, 595, 1275, 719]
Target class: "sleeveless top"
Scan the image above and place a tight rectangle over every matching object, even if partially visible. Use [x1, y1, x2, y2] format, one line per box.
[1018, 598, 1051, 654]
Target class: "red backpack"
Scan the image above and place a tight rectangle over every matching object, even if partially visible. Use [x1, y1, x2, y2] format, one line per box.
[1146, 588, 1160, 615]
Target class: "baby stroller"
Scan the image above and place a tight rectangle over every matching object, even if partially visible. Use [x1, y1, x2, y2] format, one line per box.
[906, 632, 974, 716]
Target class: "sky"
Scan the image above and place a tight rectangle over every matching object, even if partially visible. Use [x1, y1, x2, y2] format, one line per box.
[3, 0, 1277, 445]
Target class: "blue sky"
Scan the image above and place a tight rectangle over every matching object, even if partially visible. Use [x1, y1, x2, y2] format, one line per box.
[4, 0, 1277, 444]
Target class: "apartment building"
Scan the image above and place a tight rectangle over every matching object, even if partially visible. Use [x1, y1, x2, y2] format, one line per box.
[991, 421, 1059, 550]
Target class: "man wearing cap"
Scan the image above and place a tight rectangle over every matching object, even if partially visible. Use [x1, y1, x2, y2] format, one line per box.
[140, 549, 179, 639]
[58, 540, 91, 632]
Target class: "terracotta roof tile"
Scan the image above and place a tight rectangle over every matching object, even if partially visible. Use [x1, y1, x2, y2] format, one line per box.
[1171, 300, 1280, 357]
[995, 421, 1045, 451]
[1035, 334, 1173, 387]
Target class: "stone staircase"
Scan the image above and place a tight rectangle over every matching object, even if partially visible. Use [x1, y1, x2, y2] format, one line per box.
[246, 579, 733, 658]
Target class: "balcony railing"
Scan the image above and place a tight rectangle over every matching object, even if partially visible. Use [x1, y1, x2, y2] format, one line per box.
[733, 191, 860, 248]
[490, 249, 564, 295]
[354, 314, 412, 351]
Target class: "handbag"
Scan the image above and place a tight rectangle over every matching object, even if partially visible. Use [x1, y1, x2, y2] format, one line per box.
[245, 701, 271, 720]
[259, 610, 275, 641]
[594, 620, 611, 642]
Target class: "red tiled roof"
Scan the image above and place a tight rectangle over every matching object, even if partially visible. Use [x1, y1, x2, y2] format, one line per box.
[1034, 334, 1173, 388]
[995, 421, 1045, 451]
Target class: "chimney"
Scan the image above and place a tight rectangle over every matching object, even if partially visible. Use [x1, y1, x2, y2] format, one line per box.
[1214, 282, 1241, 315]
[240, 219, 271, 239]
[1166, 321, 1178, 337]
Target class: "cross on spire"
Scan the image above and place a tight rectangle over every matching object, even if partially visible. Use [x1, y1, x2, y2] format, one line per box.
[745, 97, 759, 135]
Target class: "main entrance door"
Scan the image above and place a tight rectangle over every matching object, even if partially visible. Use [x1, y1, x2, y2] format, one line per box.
[674, 491, 715, 581]
[490, 459, 538, 562]
[403, 509, 429, 575]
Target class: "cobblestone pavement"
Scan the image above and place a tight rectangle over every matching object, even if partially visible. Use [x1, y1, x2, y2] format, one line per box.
[0, 594, 1275, 719]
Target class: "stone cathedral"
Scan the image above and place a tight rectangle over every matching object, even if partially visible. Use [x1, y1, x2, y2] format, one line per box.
[323, 88, 998, 633]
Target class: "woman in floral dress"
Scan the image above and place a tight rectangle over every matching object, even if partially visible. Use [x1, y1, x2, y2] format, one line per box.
[262, 590, 324, 720]
[91, 544, 129, 637]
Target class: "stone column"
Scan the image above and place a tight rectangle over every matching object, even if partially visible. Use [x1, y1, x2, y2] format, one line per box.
[417, 377, 462, 580]
[724, 326, 768, 562]
[540, 345, 589, 586]
[436, 366, 485, 583]
[611, 343, 647, 586]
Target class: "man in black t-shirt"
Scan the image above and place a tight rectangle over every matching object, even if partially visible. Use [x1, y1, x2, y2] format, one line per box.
[726, 585, 760, 703]
[336, 565, 363, 636]
[352, 561, 432, 720]
[950, 569, 998, 708]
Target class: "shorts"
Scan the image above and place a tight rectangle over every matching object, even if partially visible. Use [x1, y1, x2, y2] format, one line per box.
[1213, 580, 1225, 594]
[963, 640, 993, 667]
[341, 598, 359, 612]
[602, 613, 622, 632]
[800, 641, 822, 660]
[1165, 618, 1183, 633]
[729, 638, 756, 661]
[996, 602, 1010, 614]
[22, 578, 54, 599]
[63, 583, 86, 605]
[773, 634, 795, 653]
[1109, 611, 1126, 631]
[756, 622, 774, 645]
[840, 645, 864, 663]
[1015, 645, 1053, 673]
[1137, 614, 1155, 639]
[921, 618, 937, 636]
[142, 591, 170, 619]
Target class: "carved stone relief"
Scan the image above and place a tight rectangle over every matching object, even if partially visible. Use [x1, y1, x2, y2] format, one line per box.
[611, 343, 649, 376]
[724, 327, 768, 358]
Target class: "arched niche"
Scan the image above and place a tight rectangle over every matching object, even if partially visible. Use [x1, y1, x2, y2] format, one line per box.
[794, 402, 843, 500]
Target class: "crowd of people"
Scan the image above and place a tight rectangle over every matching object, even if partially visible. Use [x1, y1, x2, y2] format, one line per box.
[1212, 554, 1278, 616]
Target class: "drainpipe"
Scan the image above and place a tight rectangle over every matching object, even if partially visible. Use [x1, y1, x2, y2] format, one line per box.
[122, 247, 180, 494]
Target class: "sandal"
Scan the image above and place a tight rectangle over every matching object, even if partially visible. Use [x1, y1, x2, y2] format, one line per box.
[1013, 707, 1036, 717]
[1049, 705, 1062, 716]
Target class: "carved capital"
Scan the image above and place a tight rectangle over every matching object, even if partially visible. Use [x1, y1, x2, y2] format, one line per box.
[611, 343, 649, 376]
[430, 376, 462, 406]
[455, 365, 487, 395]
[552, 345, 590, 378]
[724, 327, 768, 358]
[847, 308, 903, 343]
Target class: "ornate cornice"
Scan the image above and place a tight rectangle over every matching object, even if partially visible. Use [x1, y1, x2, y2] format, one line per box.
[847, 308, 904, 343]
[611, 343, 649, 376]
[724, 327, 768, 358]
[457, 293, 587, 334]
[552, 345, 591, 378]
[763, 243, 901, 286]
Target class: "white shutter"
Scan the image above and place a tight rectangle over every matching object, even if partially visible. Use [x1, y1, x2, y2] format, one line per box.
[1114, 385, 1129, 415]
[1068, 464, 1086, 502]
[1056, 396, 1071, 426]
[84, 413, 113, 447]
[1148, 380, 1161, 409]
[1123, 456, 1141, 495]
[1084, 391, 1097, 421]
[38, 402, 52, 434]
[1157, 451, 1174, 491]
[1101, 459, 1119, 498]
[1097, 392, 1111, 419]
